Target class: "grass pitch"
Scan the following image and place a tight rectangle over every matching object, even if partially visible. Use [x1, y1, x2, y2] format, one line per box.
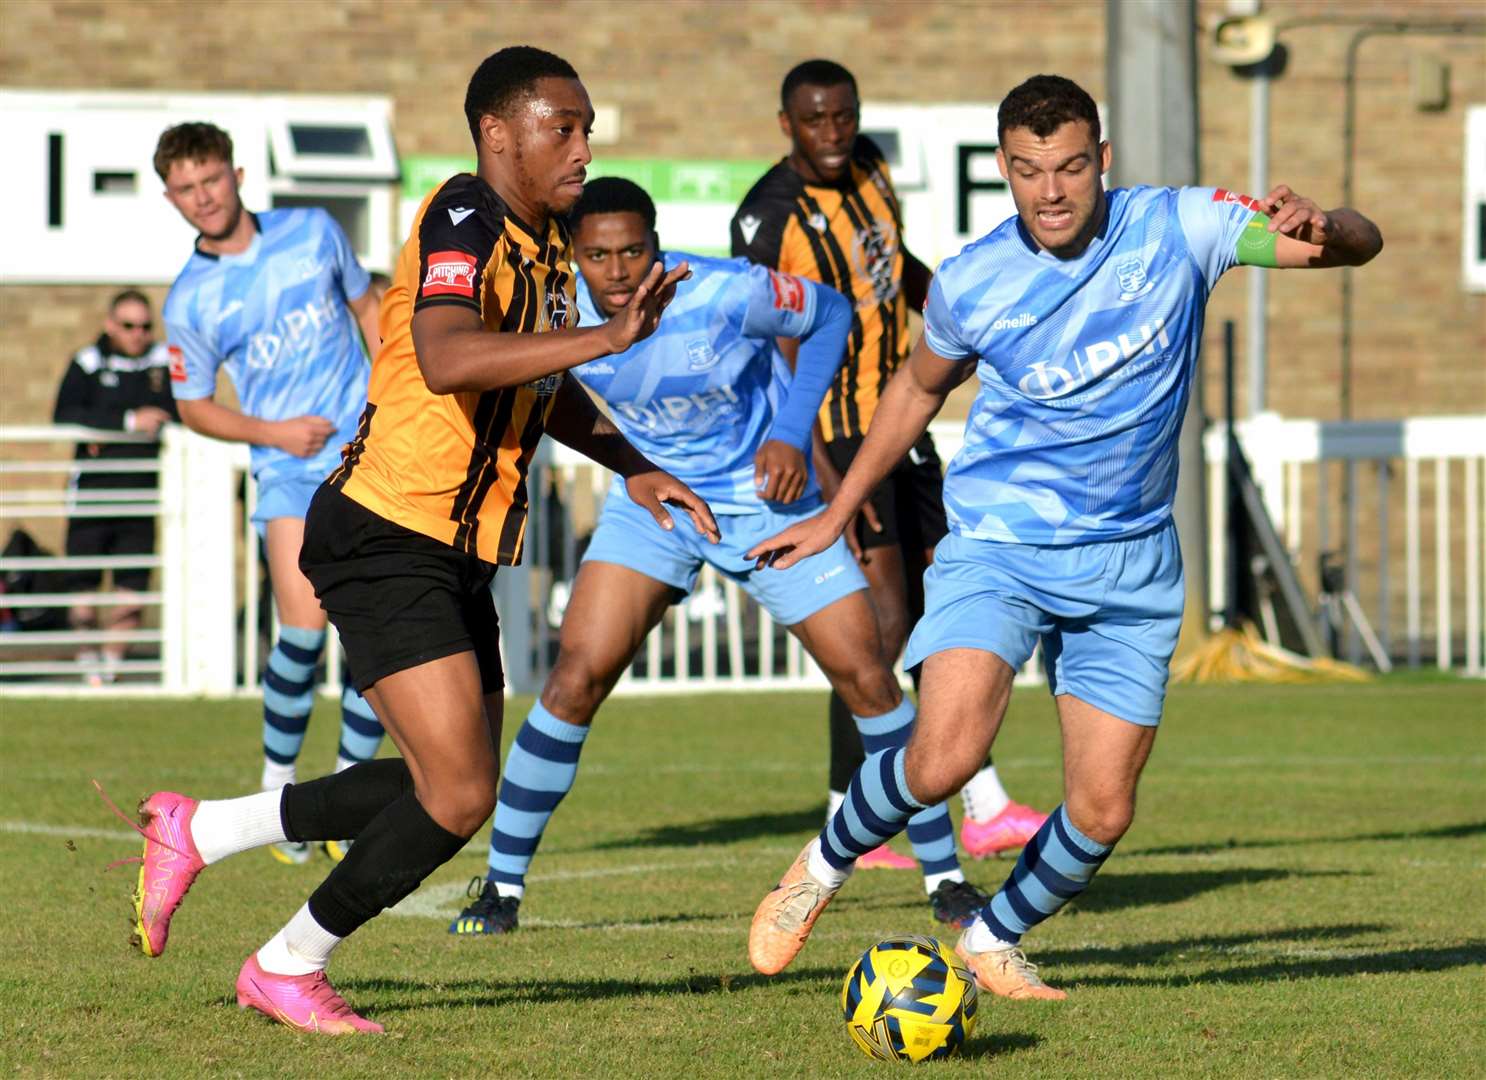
[2, 677, 1483, 1077]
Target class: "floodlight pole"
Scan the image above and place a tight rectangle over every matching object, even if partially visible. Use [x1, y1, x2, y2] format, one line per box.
[1106, 0, 1209, 645]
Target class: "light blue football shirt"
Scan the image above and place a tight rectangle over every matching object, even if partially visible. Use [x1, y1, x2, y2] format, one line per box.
[573, 252, 825, 514]
[923, 185, 1258, 545]
[163, 208, 372, 486]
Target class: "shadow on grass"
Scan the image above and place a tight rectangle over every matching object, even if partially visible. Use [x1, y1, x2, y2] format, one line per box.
[953, 1031, 1042, 1061]
[1033, 922, 1391, 967]
[1069, 866, 1351, 913]
[330, 964, 842, 1013]
[1066, 940, 1486, 988]
[586, 807, 825, 851]
[1130, 819, 1486, 857]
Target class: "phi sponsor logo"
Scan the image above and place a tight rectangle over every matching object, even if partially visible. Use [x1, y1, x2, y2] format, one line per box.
[614, 385, 740, 431]
[244, 295, 340, 371]
[580, 360, 615, 375]
[1114, 256, 1153, 301]
[991, 313, 1038, 332]
[686, 339, 719, 371]
[1016, 318, 1171, 400]
[422, 251, 477, 298]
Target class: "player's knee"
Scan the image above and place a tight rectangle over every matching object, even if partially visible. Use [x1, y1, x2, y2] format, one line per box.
[1067, 794, 1136, 846]
[903, 745, 979, 807]
[830, 667, 899, 718]
[541, 658, 606, 724]
[425, 773, 498, 838]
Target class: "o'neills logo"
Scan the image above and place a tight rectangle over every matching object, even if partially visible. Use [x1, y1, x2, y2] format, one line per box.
[992, 313, 1038, 331]
[422, 251, 477, 298]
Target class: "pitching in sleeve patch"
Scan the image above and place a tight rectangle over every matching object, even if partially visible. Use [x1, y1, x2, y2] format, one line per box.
[1235, 212, 1280, 268]
[1212, 188, 1263, 212]
[168, 345, 188, 383]
[769, 270, 807, 314]
[422, 251, 479, 298]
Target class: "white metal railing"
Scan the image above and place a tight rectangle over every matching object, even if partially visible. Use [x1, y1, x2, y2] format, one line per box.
[7, 413, 1482, 698]
[1, 424, 166, 689]
[1205, 412, 1486, 674]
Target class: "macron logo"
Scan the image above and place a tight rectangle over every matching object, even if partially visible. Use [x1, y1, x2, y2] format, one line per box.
[737, 214, 762, 246]
[991, 313, 1037, 331]
[447, 207, 475, 226]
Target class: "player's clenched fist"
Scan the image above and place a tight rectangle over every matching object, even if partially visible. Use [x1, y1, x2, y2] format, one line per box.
[271, 415, 337, 458]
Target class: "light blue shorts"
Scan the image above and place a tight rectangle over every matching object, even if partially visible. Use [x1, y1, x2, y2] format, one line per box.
[583, 491, 868, 627]
[251, 474, 325, 539]
[903, 522, 1184, 726]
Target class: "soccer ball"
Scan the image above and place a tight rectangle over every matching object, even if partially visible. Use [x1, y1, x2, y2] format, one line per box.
[840, 934, 978, 1062]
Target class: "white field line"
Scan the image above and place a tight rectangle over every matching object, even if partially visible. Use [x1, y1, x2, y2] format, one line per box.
[1, 819, 135, 841]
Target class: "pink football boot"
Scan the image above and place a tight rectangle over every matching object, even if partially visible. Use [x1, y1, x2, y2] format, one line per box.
[96, 783, 207, 957]
[236, 954, 384, 1035]
[857, 843, 917, 870]
[960, 802, 1048, 859]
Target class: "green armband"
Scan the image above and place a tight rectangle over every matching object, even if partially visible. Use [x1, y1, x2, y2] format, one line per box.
[1235, 212, 1280, 267]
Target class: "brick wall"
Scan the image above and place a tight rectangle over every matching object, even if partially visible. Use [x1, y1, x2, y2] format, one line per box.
[1, 0, 1480, 429]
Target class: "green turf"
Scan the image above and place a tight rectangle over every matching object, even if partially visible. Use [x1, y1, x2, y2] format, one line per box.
[2, 679, 1483, 1077]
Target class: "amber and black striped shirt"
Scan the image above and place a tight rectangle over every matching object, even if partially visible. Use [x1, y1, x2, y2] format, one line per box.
[332, 173, 575, 565]
[730, 137, 909, 442]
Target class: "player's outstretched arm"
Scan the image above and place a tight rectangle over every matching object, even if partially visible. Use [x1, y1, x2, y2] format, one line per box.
[544, 377, 719, 542]
[1254, 185, 1383, 269]
[412, 261, 691, 394]
[175, 397, 335, 457]
[747, 338, 969, 570]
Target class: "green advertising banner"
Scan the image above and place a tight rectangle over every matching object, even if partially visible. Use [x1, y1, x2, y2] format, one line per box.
[401, 155, 771, 204]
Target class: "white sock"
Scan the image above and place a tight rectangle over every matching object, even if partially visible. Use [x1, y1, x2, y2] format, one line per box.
[964, 914, 1015, 952]
[960, 765, 1011, 822]
[923, 868, 965, 895]
[805, 837, 853, 890]
[261, 759, 296, 791]
[494, 881, 524, 900]
[256, 903, 343, 976]
[334, 756, 357, 775]
[189, 789, 288, 864]
[826, 789, 846, 823]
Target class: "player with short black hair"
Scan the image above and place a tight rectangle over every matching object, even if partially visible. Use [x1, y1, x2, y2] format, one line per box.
[746, 72, 1383, 998]
[733, 59, 1045, 867]
[463, 45, 580, 142]
[112, 47, 713, 1035]
[451, 177, 991, 937]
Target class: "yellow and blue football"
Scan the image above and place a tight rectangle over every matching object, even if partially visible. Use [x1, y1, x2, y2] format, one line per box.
[840, 934, 979, 1062]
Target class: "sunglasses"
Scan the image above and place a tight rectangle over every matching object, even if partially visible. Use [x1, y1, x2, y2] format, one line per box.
[118, 320, 154, 331]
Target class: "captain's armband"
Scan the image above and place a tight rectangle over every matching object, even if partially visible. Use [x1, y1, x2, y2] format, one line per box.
[1235, 213, 1280, 268]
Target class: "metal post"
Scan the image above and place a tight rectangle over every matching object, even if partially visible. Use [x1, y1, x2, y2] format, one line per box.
[1247, 71, 1270, 418]
[1107, 0, 1208, 643]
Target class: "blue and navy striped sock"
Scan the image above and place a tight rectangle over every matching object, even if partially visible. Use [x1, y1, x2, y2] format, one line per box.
[262, 626, 325, 781]
[486, 701, 589, 897]
[980, 804, 1112, 944]
[819, 746, 925, 872]
[855, 699, 962, 883]
[335, 686, 384, 771]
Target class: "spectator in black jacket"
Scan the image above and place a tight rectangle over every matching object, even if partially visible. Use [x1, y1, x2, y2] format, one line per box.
[52, 289, 178, 683]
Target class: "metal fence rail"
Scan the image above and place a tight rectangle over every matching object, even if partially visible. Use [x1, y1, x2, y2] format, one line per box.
[4, 414, 1482, 698]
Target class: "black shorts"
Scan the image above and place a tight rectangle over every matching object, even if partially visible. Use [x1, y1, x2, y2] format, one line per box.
[64, 515, 155, 592]
[299, 486, 504, 695]
[824, 431, 949, 554]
